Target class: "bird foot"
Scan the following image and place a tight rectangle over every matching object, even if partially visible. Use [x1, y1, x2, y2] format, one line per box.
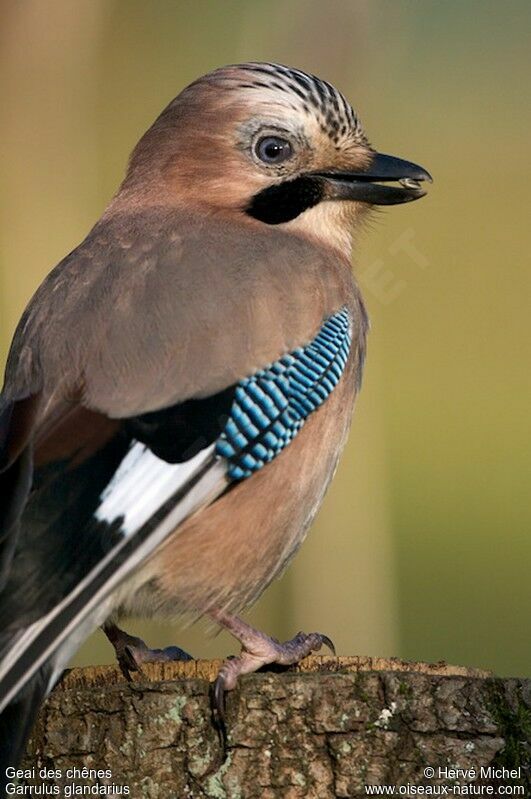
[210, 610, 334, 726]
[103, 622, 193, 680]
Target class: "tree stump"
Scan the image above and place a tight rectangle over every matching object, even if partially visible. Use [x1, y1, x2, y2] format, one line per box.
[22, 657, 530, 798]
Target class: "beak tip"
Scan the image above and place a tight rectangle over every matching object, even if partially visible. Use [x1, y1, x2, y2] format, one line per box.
[313, 151, 432, 206]
[368, 151, 433, 185]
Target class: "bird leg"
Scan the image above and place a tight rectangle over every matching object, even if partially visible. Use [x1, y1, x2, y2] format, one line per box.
[102, 622, 193, 680]
[210, 608, 335, 724]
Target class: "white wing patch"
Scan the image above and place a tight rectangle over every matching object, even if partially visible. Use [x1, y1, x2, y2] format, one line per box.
[95, 441, 215, 535]
[0, 444, 229, 714]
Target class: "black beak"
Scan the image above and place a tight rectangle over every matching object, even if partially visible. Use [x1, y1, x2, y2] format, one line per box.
[315, 152, 433, 205]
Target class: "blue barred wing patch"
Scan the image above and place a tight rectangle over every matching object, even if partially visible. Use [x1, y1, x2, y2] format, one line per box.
[215, 307, 352, 480]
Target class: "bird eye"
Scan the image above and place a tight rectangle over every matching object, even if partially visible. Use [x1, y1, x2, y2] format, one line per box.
[255, 136, 293, 165]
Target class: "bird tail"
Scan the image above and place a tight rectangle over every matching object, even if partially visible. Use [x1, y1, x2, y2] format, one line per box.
[0, 444, 228, 718]
[0, 665, 51, 790]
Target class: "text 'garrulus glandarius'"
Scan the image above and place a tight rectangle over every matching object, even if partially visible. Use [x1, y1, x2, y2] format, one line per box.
[0, 62, 431, 771]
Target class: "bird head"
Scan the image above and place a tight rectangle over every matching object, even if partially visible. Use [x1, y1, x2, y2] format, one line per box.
[122, 62, 431, 255]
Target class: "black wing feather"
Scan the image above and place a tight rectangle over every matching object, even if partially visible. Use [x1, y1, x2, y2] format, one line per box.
[0, 386, 236, 767]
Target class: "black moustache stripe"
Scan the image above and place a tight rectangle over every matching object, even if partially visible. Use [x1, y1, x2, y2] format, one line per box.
[246, 177, 325, 225]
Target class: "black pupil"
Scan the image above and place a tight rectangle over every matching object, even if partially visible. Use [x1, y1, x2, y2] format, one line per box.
[258, 137, 291, 164]
[265, 142, 282, 159]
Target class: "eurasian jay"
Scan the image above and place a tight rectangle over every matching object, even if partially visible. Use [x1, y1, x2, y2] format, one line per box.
[0, 62, 430, 770]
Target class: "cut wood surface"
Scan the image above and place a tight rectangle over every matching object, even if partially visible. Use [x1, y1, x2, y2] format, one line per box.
[22, 656, 530, 798]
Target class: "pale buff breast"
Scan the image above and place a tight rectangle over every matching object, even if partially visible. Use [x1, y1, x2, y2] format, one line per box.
[118, 349, 359, 621]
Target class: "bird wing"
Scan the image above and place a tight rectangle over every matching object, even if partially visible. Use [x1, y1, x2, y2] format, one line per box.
[3, 209, 351, 417]
[0, 207, 360, 717]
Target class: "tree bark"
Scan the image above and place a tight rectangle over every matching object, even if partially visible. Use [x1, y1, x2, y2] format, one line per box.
[22, 657, 530, 798]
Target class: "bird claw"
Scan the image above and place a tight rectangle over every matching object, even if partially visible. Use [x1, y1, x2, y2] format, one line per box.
[212, 673, 228, 727]
[120, 642, 193, 677]
[103, 623, 193, 681]
[210, 623, 335, 738]
[120, 644, 143, 678]
[319, 633, 336, 656]
[275, 630, 336, 663]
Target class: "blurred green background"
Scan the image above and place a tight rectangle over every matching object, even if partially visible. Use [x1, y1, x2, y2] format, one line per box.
[1, 0, 529, 677]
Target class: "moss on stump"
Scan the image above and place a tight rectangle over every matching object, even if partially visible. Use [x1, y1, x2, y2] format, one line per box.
[22, 656, 530, 798]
